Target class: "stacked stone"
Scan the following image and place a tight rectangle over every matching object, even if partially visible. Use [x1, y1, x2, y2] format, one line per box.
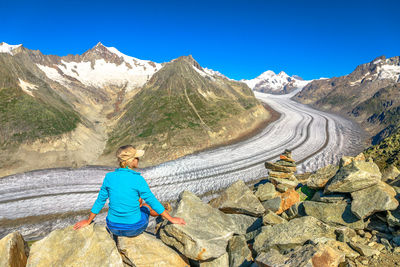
[264, 149, 299, 193]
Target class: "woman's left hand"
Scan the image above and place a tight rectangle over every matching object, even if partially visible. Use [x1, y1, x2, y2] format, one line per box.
[73, 219, 90, 230]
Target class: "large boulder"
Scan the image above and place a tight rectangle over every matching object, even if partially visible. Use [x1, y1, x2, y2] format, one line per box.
[226, 214, 262, 235]
[307, 164, 339, 189]
[262, 210, 287, 226]
[253, 216, 336, 254]
[324, 158, 381, 194]
[227, 235, 252, 267]
[311, 191, 349, 203]
[26, 224, 124, 267]
[381, 164, 400, 182]
[118, 233, 189, 267]
[160, 191, 238, 261]
[351, 181, 399, 219]
[303, 201, 364, 229]
[209, 180, 265, 217]
[255, 243, 345, 267]
[254, 182, 277, 201]
[199, 253, 229, 267]
[0, 232, 28, 267]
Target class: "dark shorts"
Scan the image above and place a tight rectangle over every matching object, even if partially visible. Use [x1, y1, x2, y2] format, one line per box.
[106, 206, 150, 237]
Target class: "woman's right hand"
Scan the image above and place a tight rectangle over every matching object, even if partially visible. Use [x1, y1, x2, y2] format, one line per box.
[169, 217, 186, 225]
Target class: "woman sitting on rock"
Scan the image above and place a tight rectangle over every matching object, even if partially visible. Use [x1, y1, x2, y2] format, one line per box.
[74, 145, 186, 237]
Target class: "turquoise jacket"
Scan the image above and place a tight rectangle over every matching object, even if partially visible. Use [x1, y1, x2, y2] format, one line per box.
[91, 167, 165, 224]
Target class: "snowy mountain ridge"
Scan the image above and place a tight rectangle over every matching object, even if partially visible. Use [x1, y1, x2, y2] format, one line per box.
[241, 70, 312, 94]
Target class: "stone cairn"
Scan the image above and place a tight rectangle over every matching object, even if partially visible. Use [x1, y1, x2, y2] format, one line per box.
[2, 150, 400, 267]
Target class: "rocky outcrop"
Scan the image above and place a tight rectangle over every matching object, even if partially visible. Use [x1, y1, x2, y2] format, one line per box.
[4, 151, 400, 267]
[303, 201, 365, 229]
[227, 235, 252, 267]
[0, 232, 28, 267]
[324, 157, 381, 193]
[253, 216, 336, 253]
[307, 164, 339, 189]
[255, 243, 345, 267]
[26, 224, 124, 267]
[209, 180, 265, 217]
[118, 233, 189, 267]
[160, 191, 238, 261]
[351, 181, 398, 219]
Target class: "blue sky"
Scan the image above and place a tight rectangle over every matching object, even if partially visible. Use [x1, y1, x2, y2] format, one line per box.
[2, 0, 399, 80]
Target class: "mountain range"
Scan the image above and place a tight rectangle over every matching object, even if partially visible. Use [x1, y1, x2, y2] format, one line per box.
[0, 42, 271, 177]
[293, 55, 400, 170]
[241, 70, 312, 94]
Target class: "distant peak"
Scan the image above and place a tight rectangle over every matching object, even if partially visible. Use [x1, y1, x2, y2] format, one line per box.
[0, 42, 23, 55]
[95, 42, 105, 48]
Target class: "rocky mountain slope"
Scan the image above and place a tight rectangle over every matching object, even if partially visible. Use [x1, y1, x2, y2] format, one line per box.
[102, 55, 270, 166]
[0, 42, 271, 176]
[293, 56, 400, 144]
[242, 70, 311, 94]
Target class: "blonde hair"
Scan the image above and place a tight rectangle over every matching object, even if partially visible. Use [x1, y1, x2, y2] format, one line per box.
[116, 145, 136, 168]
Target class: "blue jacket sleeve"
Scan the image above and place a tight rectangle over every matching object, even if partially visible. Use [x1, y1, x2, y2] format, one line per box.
[91, 176, 109, 214]
[137, 175, 165, 215]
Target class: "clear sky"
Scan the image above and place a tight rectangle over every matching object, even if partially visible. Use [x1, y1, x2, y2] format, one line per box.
[2, 0, 399, 80]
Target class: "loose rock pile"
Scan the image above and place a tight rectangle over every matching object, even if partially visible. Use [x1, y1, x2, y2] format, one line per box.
[1, 150, 400, 267]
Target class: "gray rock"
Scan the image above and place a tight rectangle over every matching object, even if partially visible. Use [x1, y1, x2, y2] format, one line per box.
[324, 159, 382, 194]
[244, 228, 263, 242]
[387, 209, 400, 227]
[335, 227, 357, 243]
[26, 224, 124, 267]
[226, 214, 262, 235]
[160, 191, 238, 261]
[0, 232, 28, 267]
[261, 197, 281, 213]
[253, 216, 336, 253]
[199, 253, 228, 267]
[262, 210, 287, 226]
[382, 165, 400, 182]
[254, 182, 277, 201]
[307, 164, 339, 189]
[227, 235, 252, 267]
[209, 180, 265, 217]
[284, 202, 305, 220]
[311, 191, 350, 203]
[351, 181, 399, 219]
[349, 242, 380, 257]
[269, 177, 299, 189]
[118, 233, 189, 267]
[255, 243, 345, 267]
[303, 201, 364, 229]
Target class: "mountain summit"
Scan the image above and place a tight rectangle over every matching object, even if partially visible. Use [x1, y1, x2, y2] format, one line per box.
[241, 70, 311, 94]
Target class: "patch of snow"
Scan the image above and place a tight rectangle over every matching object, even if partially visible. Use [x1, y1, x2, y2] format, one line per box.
[0, 42, 22, 55]
[18, 78, 38, 97]
[37, 48, 163, 91]
[376, 64, 400, 81]
[373, 59, 382, 64]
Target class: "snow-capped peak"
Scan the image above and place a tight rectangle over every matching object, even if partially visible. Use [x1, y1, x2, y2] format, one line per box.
[0, 42, 22, 55]
[242, 70, 312, 94]
[37, 43, 163, 92]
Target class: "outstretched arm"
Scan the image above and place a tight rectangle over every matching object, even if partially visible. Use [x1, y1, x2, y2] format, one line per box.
[74, 212, 97, 230]
[74, 177, 109, 230]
